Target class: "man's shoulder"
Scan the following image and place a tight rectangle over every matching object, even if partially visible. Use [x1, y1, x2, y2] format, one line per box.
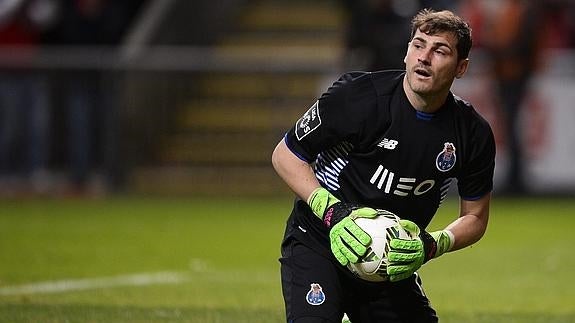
[451, 93, 473, 109]
[369, 69, 406, 82]
[451, 93, 494, 133]
[334, 70, 404, 95]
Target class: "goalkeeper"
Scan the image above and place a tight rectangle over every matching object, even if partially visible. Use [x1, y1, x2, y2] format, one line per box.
[272, 9, 495, 323]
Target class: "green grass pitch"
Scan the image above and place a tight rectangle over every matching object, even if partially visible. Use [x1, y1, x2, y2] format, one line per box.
[0, 195, 574, 322]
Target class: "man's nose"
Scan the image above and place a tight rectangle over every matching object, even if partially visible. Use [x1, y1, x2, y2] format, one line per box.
[418, 50, 431, 65]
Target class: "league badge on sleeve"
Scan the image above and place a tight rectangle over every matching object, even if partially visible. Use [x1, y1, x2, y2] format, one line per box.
[305, 283, 326, 305]
[295, 101, 322, 141]
[436, 142, 456, 172]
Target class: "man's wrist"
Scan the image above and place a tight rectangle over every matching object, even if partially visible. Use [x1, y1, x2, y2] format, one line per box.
[431, 230, 454, 258]
[307, 187, 340, 220]
[422, 230, 454, 262]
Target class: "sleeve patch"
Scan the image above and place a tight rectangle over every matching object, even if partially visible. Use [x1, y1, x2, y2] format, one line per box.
[295, 101, 322, 141]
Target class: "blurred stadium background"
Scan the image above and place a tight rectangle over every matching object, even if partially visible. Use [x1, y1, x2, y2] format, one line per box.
[1, 0, 575, 322]
[0, 0, 573, 197]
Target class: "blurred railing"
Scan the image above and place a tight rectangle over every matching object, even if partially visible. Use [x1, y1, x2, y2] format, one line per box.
[0, 44, 342, 196]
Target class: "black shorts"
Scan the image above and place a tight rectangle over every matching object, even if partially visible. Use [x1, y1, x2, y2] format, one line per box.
[280, 238, 438, 323]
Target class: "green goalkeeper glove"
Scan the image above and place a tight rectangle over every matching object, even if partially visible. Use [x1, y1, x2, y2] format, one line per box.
[307, 187, 378, 266]
[386, 219, 454, 282]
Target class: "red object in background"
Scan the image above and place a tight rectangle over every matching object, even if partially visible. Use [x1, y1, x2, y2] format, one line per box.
[0, 20, 38, 46]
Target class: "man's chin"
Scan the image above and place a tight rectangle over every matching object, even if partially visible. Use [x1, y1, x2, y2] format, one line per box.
[409, 84, 433, 95]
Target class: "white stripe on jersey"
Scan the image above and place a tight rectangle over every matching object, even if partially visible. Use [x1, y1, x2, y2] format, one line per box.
[314, 142, 353, 191]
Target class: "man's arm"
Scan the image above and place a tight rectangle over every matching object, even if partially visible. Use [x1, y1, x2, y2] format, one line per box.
[271, 138, 380, 266]
[271, 139, 319, 201]
[445, 192, 491, 251]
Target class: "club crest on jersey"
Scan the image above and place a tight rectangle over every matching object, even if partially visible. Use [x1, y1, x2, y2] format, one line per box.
[295, 101, 321, 140]
[436, 142, 456, 172]
[306, 283, 326, 305]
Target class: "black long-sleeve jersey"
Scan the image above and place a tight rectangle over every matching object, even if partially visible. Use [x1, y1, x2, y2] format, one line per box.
[282, 70, 495, 259]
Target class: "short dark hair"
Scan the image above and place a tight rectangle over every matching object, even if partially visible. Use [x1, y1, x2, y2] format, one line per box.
[410, 9, 473, 60]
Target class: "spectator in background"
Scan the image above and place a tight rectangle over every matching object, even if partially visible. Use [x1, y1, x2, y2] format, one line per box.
[340, 0, 461, 71]
[0, 0, 56, 195]
[42, 0, 142, 195]
[340, 0, 415, 71]
[484, 0, 543, 194]
[542, 0, 575, 49]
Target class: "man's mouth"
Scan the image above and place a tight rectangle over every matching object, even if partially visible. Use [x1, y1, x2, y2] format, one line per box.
[414, 68, 432, 78]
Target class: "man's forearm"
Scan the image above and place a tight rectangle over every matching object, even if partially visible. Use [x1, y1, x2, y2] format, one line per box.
[445, 194, 491, 251]
[272, 139, 320, 201]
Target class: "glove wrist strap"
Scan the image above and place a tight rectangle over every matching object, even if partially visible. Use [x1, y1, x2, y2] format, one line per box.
[422, 230, 455, 262]
[420, 231, 438, 263]
[307, 187, 340, 221]
[433, 230, 455, 257]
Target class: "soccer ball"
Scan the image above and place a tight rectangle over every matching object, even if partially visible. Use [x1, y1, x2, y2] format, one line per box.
[347, 210, 413, 282]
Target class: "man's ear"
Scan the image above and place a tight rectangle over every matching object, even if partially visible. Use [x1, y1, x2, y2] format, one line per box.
[455, 59, 469, 79]
[404, 42, 411, 64]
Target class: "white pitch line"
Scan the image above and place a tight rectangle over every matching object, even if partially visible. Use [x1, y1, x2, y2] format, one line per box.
[0, 271, 190, 296]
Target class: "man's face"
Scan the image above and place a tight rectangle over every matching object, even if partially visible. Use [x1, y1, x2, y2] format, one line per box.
[404, 29, 468, 97]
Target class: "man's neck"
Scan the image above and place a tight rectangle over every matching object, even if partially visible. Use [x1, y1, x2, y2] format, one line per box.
[402, 77, 449, 113]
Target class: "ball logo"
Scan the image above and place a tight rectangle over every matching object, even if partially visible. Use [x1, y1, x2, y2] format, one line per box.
[305, 283, 326, 305]
[436, 142, 456, 172]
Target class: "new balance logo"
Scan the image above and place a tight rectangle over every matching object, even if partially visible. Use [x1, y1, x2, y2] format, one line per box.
[377, 138, 398, 150]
